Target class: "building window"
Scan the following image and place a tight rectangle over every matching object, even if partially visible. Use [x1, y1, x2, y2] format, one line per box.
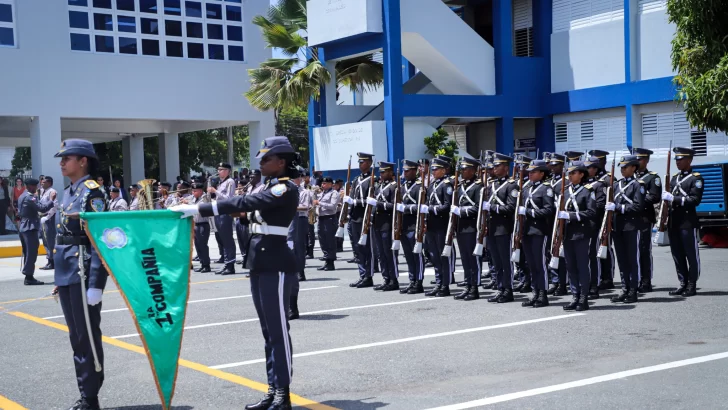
[513, 0, 533, 57]
[0, 0, 16, 48]
[553, 0, 624, 33]
[67, 0, 245, 61]
[691, 130, 707, 156]
[555, 117, 627, 162]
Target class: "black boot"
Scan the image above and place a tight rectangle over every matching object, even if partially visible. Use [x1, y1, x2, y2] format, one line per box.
[519, 281, 532, 293]
[683, 282, 697, 297]
[346, 258, 358, 264]
[546, 283, 558, 295]
[288, 302, 300, 320]
[349, 278, 363, 287]
[533, 290, 550, 308]
[298, 272, 307, 282]
[244, 385, 275, 410]
[435, 286, 451, 297]
[39, 262, 54, 270]
[576, 294, 589, 311]
[70, 397, 99, 410]
[356, 276, 374, 288]
[425, 285, 441, 297]
[463, 286, 479, 301]
[456, 281, 468, 288]
[513, 281, 524, 292]
[669, 283, 687, 296]
[611, 289, 629, 303]
[322, 261, 336, 271]
[488, 290, 503, 303]
[194, 265, 211, 273]
[598, 279, 615, 290]
[563, 295, 579, 311]
[454, 286, 470, 300]
[624, 289, 638, 303]
[587, 286, 600, 300]
[382, 280, 400, 291]
[639, 278, 653, 293]
[408, 281, 425, 294]
[214, 257, 224, 264]
[554, 283, 568, 296]
[496, 288, 514, 303]
[268, 387, 292, 410]
[400, 281, 414, 294]
[374, 280, 390, 291]
[24, 276, 44, 286]
[216, 265, 235, 275]
[521, 292, 537, 307]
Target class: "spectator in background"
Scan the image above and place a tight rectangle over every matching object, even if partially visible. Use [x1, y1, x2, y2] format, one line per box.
[113, 178, 129, 203]
[0, 177, 9, 235]
[13, 177, 24, 210]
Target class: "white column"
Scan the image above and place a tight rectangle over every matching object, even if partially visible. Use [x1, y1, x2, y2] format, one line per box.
[30, 115, 64, 197]
[248, 118, 275, 166]
[227, 126, 235, 166]
[122, 135, 145, 185]
[158, 133, 180, 183]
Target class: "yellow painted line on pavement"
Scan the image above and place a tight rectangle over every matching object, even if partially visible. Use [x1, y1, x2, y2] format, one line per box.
[0, 394, 28, 410]
[0, 277, 248, 305]
[9, 311, 336, 410]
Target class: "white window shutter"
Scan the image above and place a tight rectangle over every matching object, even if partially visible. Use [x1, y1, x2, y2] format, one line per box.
[706, 130, 727, 157]
[553, 0, 570, 33]
[639, 0, 667, 13]
[642, 114, 660, 156]
[567, 121, 582, 151]
[671, 111, 691, 148]
[514, 0, 533, 30]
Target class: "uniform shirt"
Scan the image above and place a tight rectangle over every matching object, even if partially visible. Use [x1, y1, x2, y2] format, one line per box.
[18, 191, 55, 232]
[486, 176, 518, 236]
[297, 184, 313, 217]
[373, 179, 396, 230]
[426, 176, 453, 230]
[163, 194, 178, 208]
[400, 179, 422, 232]
[612, 176, 646, 232]
[563, 182, 597, 241]
[456, 177, 483, 233]
[636, 169, 662, 225]
[317, 188, 340, 217]
[586, 176, 608, 222]
[668, 169, 704, 230]
[54, 176, 108, 289]
[349, 172, 373, 222]
[522, 180, 555, 236]
[215, 176, 236, 200]
[192, 195, 210, 224]
[39, 187, 58, 220]
[129, 196, 139, 211]
[108, 197, 128, 211]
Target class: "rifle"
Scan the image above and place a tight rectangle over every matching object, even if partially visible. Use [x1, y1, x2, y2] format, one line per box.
[442, 159, 460, 256]
[413, 161, 430, 253]
[654, 141, 673, 245]
[473, 159, 489, 256]
[358, 161, 376, 246]
[548, 167, 567, 269]
[510, 159, 527, 262]
[392, 161, 403, 251]
[597, 153, 616, 259]
[335, 156, 352, 238]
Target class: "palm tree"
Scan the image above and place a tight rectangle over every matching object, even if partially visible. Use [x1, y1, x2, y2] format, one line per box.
[245, 0, 384, 121]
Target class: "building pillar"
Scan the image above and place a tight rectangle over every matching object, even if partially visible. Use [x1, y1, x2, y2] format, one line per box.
[158, 133, 180, 183]
[492, 0, 514, 94]
[535, 116, 555, 155]
[382, 0, 405, 162]
[495, 117, 514, 155]
[248, 120, 275, 167]
[626, 104, 639, 151]
[30, 115, 64, 197]
[122, 135, 145, 186]
[227, 127, 235, 166]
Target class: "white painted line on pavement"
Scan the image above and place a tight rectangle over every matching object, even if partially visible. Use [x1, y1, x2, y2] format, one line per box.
[424, 351, 728, 410]
[210, 313, 584, 370]
[42, 286, 338, 320]
[111, 296, 444, 339]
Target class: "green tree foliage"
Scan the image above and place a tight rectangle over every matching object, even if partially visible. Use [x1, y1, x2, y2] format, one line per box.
[668, 0, 728, 131]
[276, 106, 309, 168]
[10, 147, 31, 177]
[424, 128, 459, 166]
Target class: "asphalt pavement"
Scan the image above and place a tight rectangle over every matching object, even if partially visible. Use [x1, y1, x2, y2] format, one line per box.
[0, 238, 727, 410]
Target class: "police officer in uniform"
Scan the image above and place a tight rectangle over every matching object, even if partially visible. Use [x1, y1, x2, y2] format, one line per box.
[209, 163, 237, 275]
[546, 153, 569, 296]
[53, 140, 108, 410]
[343, 153, 375, 288]
[484, 153, 519, 303]
[559, 161, 597, 311]
[607, 155, 646, 304]
[481, 153, 497, 286]
[191, 182, 212, 273]
[334, 179, 345, 252]
[519, 159, 554, 308]
[588, 149, 616, 289]
[396, 160, 425, 294]
[39, 176, 58, 271]
[18, 178, 56, 285]
[584, 156, 607, 299]
[512, 155, 532, 293]
[663, 147, 704, 297]
[294, 171, 313, 282]
[369, 161, 400, 291]
[422, 156, 454, 297]
[315, 177, 339, 271]
[451, 158, 483, 301]
[172, 137, 300, 410]
[633, 147, 661, 292]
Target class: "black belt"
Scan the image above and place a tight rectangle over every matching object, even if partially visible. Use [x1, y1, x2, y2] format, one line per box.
[56, 235, 90, 246]
[319, 214, 336, 219]
[196, 222, 209, 226]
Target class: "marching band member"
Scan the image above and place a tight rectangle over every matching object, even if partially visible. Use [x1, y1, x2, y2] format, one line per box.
[108, 187, 128, 211]
[315, 177, 340, 271]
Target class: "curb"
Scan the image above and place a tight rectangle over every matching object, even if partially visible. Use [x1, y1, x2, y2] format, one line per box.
[0, 245, 47, 259]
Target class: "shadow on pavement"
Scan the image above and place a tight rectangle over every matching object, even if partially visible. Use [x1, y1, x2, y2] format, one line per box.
[588, 304, 636, 310]
[317, 398, 389, 409]
[301, 277, 340, 282]
[638, 297, 686, 303]
[105, 406, 194, 410]
[298, 314, 348, 321]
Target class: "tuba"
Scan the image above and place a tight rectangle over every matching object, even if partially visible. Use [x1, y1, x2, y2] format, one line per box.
[137, 179, 157, 210]
[308, 185, 321, 225]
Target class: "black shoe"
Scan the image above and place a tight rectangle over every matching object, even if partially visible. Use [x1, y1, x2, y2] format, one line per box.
[639, 280, 653, 293]
[318, 257, 327, 261]
[430, 280, 438, 285]
[349, 278, 363, 288]
[425, 286, 441, 297]
[214, 257, 224, 264]
[194, 265, 212, 273]
[435, 286, 450, 297]
[356, 277, 374, 288]
[400, 281, 414, 294]
[669, 283, 687, 296]
[67, 398, 84, 410]
[576, 294, 589, 311]
[244, 385, 275, 410]
[598, 280, 615, 290]
[192, 256, 200, 262]
[298, 272, 307, 282]
[347, 258, 358, 263]
[624, 289, 638, 303]
[24, 276, 44, 286]
[522, 292, 538, 307]
[488, 290, 503, 303]
[382, 280, 400, 291]
[288, 309, 300, 320]
[587, 286, 600, 300]
[236, 260, 243, 265]
[70, 397, 99, 410]
[463, 286, 479, 301]
[533, 290, 550, 308]
[456, 281, 468, 288]
[554, 283, 568, 296]
[519, 283, 532, 293]
[39, 263, 54, 270]
[220, 266, 236, 275]
[320, 261, 335, 271]
[683, 282, 697, 297]
[611, 289, 629, 303]
[513, 281, 524, 292]
[408, 281, 425, 294]
[496, 288, 514, 303]
[374, 280, 390, 291]
[306, 254, 314, 260]
[546, 283, 558, 295]
[268, 387, 292, 410]
[316, 264, 327, 271]
[563, 295, 579, 311]
[425, 262, 434, 268]
[454, 286, 470, 300]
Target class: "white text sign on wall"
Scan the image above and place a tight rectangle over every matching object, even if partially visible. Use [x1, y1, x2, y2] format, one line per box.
[313, 121, 388, 171]
[307, 0, 383, 46]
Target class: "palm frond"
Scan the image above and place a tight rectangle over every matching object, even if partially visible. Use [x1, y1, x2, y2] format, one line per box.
[268, 0, 308, 30]
[336, 55, 385, 92]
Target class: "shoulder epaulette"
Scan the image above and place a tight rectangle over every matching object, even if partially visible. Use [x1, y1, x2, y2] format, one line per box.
[508, 178, 515, 183]
[475, 180, 483, 184]
[649, 171, 658, 175]
[638, 180, 646, 184]
[585, 183, 592, 189]
[693, 172, 701, 177]
[84, 180, 100, 190]
[543, 182, 551, 186]
[673, 172, 680, 176]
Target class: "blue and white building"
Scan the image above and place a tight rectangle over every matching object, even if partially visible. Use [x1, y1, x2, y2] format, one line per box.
[307, 0, 728, 178]
[0, 0, 274, 186]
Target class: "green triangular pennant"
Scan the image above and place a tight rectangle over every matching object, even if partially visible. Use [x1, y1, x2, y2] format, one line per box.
[81, 210, 192, 410]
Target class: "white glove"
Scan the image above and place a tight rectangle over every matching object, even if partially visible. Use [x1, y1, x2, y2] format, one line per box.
[287, 240, 294, 250]
[662, 192, 674, 202]
[419, 204, 429, 214]
[482, 202, 491, 211]
[518, 206, 526, 216]
[87, 288, 103, 306]
[366, 197, 378, 206]
[344, 196, 355, 205]
[40, 216, 48, 224]
[396, 203, 405, 212]
[558, 211, 570, 220]
[169, 204, 199, 219]
[605, 202, 616, 212]
[450, 206, 460, 216]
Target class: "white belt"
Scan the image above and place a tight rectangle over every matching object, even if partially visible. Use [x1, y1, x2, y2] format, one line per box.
[250, 223, 288, 236]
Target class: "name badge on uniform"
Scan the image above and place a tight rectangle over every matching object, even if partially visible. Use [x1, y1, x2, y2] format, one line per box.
[546, 189, 553, 197]
[510, 189, 518, 198]
[655, 177, 661, 187]
[271, 183, 288, 197]
[446, 186, 452, 195]
[695, 180, 703, 189]
[640, 186, 645, 194]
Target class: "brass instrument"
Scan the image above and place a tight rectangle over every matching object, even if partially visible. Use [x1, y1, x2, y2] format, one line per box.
[206, 176, 218, 233]
[136, 179, 157, 210]
[308, 185, 321, 224]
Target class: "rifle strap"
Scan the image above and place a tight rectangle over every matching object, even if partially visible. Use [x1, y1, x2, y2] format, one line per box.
[488, 181, 508, 206]
[615, 180, 636, 204]
[673, 174, 692, 197]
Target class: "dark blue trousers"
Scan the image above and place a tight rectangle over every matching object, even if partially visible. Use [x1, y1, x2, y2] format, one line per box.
[588, 231, 600, 287]
[306, 223, 315, 257]
[318, 215, 337, 261]
[58, 283, 104, 399]
[194, 222, 211, 266]
[236, 220, 249, 259]
[216, 214, 236, 269]
[42, 219, 56, 265]
[250, 272, 295, 388]
[487, 234, 513, 290]
[20, 230, 39, 276]
[293, 216, 308, 274]
[668, 227, 701, 284]
[523, 235, 548, 291]
[564, 239, 590, 296]
[614, 229, 641, 290]
[456, 231, 480, 286]
[639, 225, 653, 281]
[600, 234, 615, 282]
[401, 230, 424, 282]
[425, 228, 451, 286]
[373, 227, 399, 282]
[350, 220, 372, 279]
